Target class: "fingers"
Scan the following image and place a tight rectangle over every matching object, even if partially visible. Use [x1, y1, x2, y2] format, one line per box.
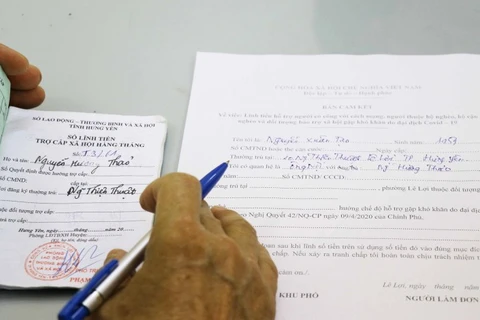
[9, 87, 46, 109]
[8, 65, 42, 90]
[199, 201, 225, 235]
[0, 44, 29, 75]
[104, 248, 127, 264]
[210, 206, 278, 295]
[258, 245, 278, 295]
[0, 44, 45, 109]
[211, 206, 259, 263]
[8, 65, 44, 108]
[240, 268, 277, 320]
[104, 249, 135, 289]
[140, 173, 206, 263]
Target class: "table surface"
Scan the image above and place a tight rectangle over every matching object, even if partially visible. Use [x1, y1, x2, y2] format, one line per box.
[1, 0, 480, 318]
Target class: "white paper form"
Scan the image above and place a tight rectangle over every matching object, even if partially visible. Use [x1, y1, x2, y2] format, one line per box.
[178, 53, 480, 320]
[0, 108, 166, 288]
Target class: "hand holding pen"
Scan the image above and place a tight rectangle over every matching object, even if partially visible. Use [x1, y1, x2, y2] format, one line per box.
[60, 164, 278, 320]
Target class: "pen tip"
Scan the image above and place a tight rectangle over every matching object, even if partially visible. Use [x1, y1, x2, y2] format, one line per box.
[225, 160, 230, 164]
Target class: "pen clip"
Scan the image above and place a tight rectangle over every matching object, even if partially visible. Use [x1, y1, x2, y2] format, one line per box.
[58, 259, 119, 320]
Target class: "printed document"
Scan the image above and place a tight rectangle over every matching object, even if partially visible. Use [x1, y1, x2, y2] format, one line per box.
[0, 107, 166, 288]
[178, 53, 480, 319]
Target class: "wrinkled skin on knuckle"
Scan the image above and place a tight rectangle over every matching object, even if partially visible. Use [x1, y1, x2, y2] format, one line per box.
[200, 214, 222, 228]
[269, 260, 279, 284]
[261, 249, 279, 282]
[239, 267, 277, 320]
[147, 223, 209, 268]
[225, 217, 257, 238]
[210, 237, 252, 289]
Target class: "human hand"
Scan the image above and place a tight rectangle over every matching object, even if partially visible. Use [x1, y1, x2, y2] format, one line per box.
[0, 44, 45, 108]
[88, 173, 278, 320]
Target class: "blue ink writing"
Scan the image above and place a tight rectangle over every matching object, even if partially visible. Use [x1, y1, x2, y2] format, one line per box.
[72, 149, 119, 158]
[266, 135, 350, 145]
[367, 154, 394, 162]
[426, 164, 452, 172]
[397, 164, 420, 174]
[54, 245, 104, 276]
[290, 161, 323, 172]
[266, 136, 299, 145]
[436, 136, 457, 145]
[335, 153, 361, 161]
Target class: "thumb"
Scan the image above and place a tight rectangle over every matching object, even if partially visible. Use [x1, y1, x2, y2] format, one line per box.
[0, 43, 29, 75]
[103, 249, 135, 290]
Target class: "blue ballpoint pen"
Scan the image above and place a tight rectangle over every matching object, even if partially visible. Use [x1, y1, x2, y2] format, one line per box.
[58, 161, 229, 320]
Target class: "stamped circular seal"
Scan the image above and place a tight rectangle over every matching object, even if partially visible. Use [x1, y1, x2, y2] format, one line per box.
[25, 242, 79, 281]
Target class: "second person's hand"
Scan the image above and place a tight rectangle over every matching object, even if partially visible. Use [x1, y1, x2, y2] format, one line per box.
[0, 43, 45, 108]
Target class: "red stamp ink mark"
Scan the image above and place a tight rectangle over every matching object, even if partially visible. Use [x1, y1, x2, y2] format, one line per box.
[25, 242, 79, 281]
